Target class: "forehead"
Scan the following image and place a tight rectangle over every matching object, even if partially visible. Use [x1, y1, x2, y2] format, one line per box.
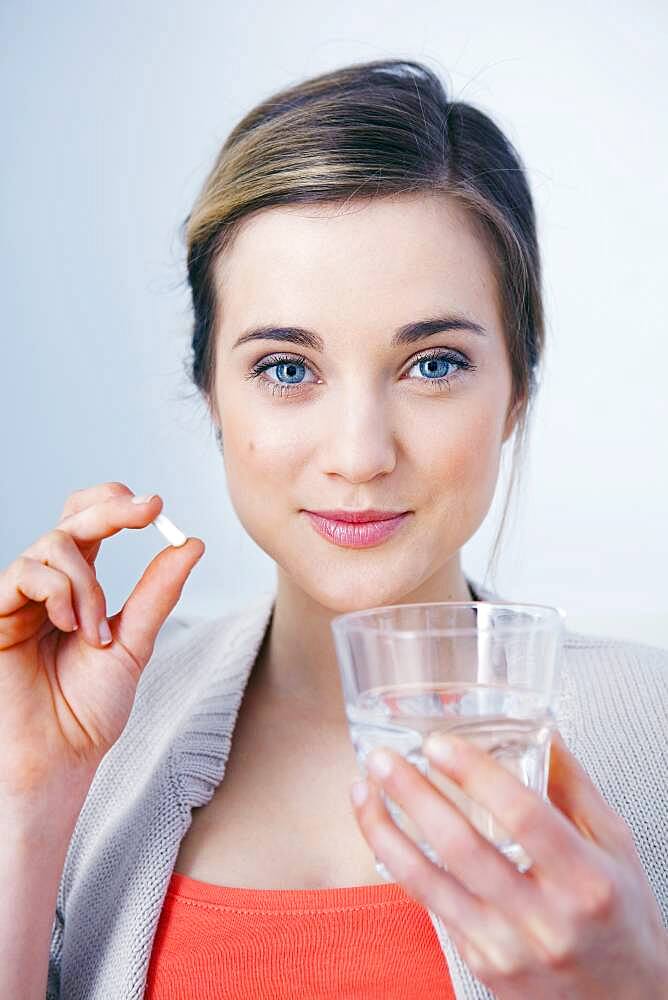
[214, 192, 502, 347]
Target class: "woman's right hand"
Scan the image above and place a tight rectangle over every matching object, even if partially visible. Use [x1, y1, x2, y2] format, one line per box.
[0, 481, 205, 820]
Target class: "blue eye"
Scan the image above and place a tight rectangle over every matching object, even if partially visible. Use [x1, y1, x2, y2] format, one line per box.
[274, 360, 307, 384]
[409, 356, 457, 380]
[247, 350, 475, 398]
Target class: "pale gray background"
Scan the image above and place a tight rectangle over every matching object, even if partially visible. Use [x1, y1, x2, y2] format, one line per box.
[2, 1, 666, 647]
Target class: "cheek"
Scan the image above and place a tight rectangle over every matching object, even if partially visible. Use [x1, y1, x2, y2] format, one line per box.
[220, 383, 305, 474]
[417, 406, 502, 500]
[233, 440, 298, 494]
[411, 404, 504, 554]
[226, 417, 306, 482]
[219, 395, 307, 545]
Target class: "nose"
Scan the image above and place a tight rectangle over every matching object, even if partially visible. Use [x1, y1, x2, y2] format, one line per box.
[318, 388, 397, 483]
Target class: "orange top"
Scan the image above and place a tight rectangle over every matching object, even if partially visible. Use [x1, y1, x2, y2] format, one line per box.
[145, 871, 456, 999]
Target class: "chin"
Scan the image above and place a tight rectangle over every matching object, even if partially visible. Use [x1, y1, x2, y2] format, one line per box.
[290, 560, 426, 614]
[260, 517, 454, 613]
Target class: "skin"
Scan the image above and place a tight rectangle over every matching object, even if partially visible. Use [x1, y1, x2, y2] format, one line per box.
[210, 191, 518, 719]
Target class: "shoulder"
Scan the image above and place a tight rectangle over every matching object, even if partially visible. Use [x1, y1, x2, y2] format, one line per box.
[562, 626, 668, 686]
[136, 589, 276, 700]
[470, 579, 667, 680]
[95, 590, 276, 794]
[563, 624, 667, 655]
[557, 627, 667, 765]
[69, 589, 275, 822]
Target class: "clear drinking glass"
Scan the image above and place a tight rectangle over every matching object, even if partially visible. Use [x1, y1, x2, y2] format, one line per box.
[331, 600, 566, 877]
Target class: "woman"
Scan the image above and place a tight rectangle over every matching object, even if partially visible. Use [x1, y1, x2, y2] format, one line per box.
[2, 59, 666, 1000]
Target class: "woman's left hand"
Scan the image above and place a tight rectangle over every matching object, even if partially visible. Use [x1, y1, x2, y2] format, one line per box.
[350, 729, 668, 999]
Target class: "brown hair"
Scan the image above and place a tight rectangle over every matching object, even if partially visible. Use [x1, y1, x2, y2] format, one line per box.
[179, 58, 545, 589]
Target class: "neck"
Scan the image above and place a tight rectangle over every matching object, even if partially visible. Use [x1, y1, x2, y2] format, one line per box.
[251, 561, 475, 727]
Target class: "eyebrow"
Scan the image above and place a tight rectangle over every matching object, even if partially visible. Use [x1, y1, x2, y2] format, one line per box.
[232, 314, 488, 352]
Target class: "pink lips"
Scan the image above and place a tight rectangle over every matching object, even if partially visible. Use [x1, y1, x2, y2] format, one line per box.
[302, 510, 411, 548]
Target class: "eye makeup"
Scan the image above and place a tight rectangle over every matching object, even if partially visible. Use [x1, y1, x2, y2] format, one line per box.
[245, 349, 477, 398]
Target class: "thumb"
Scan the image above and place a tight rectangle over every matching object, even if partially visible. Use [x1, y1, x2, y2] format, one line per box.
[111, 537, 206, 668]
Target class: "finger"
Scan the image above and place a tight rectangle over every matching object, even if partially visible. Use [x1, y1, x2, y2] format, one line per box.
[352, 776, 532, 979]
[58, 481, 133, 522]
[20, 529, 114, 649]
[364, 745, 540, 924]
[547, 731, 635, 854]
[110, 535, 205, 668]
[364, 744, 584, 967]
[0, 558, 78, 649]
[57, 482, 135, 563]
[54, 490, 163, 550]
[422, 729, 601, 888]
[353, 775, 487, 936]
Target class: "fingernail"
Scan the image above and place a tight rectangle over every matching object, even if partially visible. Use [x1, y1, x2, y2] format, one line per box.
[99, 619, 112, 645]
[131, 494, 158, 504]
[423, 731, 456, 764]
[367, 748, 394, 780]
[350, 780, 368, 806]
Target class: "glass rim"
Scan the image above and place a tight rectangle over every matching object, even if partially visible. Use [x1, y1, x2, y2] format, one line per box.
[331, 600, 567, 637]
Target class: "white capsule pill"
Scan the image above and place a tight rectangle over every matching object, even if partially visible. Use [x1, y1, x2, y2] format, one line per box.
[151, 512, 187, 547]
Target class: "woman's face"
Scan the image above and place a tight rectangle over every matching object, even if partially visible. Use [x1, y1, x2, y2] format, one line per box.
[211, 192, 517, 612]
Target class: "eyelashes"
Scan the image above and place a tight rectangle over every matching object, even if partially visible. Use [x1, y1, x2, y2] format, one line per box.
[246, 350, 477, 399]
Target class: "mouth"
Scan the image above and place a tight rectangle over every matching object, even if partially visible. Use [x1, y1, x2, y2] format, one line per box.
[306, 508, 409, 523]
[301, 509, 412, 549]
